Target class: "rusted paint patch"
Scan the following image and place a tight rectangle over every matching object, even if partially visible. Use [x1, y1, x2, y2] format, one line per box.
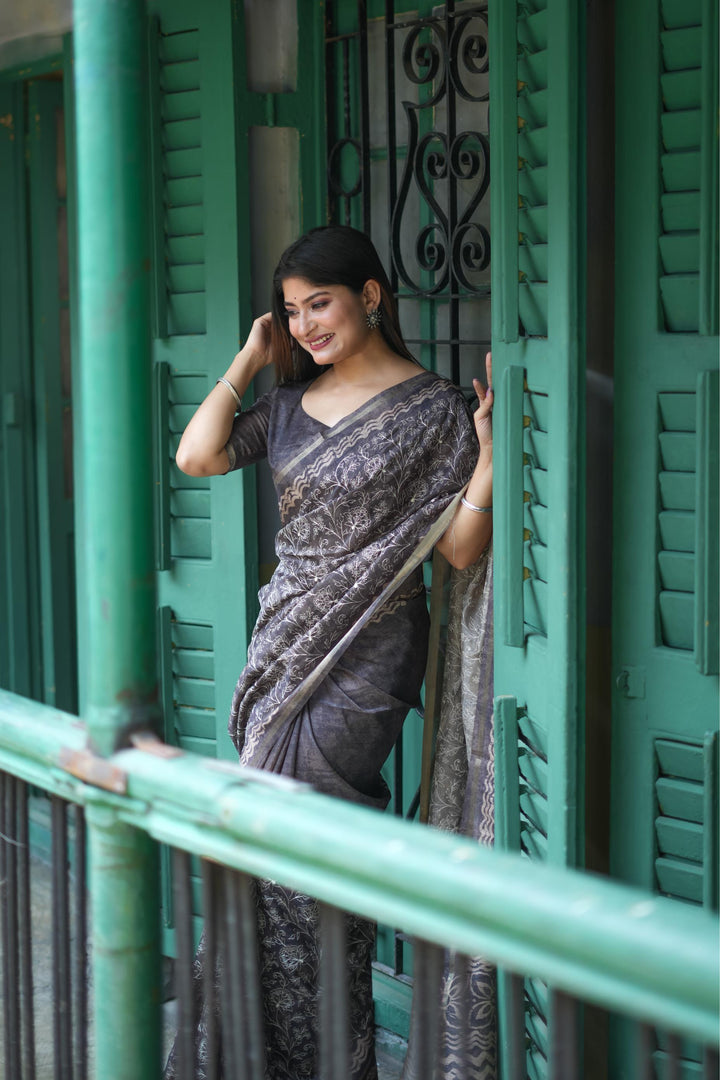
[130, 731, 183, 758]
[59, 747, 127, 794]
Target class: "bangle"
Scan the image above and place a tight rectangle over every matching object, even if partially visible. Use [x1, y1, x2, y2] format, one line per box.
[216, 376, 241, 409]
[461, 496, 493, 514]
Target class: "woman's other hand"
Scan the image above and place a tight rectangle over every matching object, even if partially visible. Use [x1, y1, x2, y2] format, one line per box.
[435, 351, 493, 569]
[472, 351, 493, 452]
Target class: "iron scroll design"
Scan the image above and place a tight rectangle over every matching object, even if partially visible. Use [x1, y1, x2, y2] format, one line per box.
[391, 9, 490, 299]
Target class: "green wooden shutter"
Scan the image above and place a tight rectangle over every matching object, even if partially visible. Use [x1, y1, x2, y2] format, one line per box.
[612, 0, 718, 907]
[26, 78, 79, 715]
[147, 0, 257, 763]
[0, 83, 42, 701]
[490, 0, 585, 1072]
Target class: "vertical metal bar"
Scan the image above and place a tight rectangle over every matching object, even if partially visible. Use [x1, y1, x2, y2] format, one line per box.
[548, 990, 579, 1079]
[73, 805, 88, 1080]
[17, 780, 37, 1080]
[222, 868, 244, 1080]
[342, 37, 352, 227]
[385, 0, 398, 290]
[412, 939, 443, 1080]
[445, 0, 460, 384]
[52, 796, 72, 1080]
[357, 0, 371, 235]
[172, 849, 195, 1080]
[393, 929, 404, 977]
[635, 1023, 655, 1080]
[236, 872, 265, 1080]
[702, 1045, 719, 1079]
[201, 861, 220, 1080]
[318, 903, 350, 1080]
[324, 0, 335, 221]
[3, 775, 21, 1080]
[74, 0, 160, 1072]
[498, 971, 526, 1080]
[488, 0, 519, 343]
[665, 1033, 681, 1080]
[0, 772, 10, 1075]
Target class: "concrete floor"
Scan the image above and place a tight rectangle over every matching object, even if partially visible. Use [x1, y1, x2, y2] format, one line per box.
[0, 855, 405, 1078]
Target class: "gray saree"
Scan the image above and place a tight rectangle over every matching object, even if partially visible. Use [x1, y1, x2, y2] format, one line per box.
[164, 369, 479, 1079]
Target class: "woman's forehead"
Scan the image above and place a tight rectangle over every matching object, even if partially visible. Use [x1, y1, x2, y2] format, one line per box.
[282, 277, 330, 302]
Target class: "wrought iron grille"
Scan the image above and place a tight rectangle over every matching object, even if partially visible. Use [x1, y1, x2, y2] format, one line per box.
[325, 0, 491, 387]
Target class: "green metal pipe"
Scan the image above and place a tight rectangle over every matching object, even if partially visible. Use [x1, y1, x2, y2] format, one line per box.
[73, 2, 161, 1076]
[85, 801, 161, 1080]
[73, 0, 156, 755]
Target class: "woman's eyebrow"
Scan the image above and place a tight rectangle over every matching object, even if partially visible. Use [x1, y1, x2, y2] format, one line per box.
[283, 290, 331, 308]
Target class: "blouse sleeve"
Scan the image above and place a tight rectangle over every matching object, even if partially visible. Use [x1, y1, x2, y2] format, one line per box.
[224, 391, 274, 471]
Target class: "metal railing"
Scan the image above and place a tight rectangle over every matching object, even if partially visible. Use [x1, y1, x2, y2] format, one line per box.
[1, 689, 718, 1079]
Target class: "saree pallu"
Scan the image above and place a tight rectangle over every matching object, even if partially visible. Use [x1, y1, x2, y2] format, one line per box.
[402, 551, 497, 1080]
[164, 370, 479, 1079]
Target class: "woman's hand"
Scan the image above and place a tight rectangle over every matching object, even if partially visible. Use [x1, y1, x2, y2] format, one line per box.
[472, 351, 493, 453]
[239, 312, 274, 375]
[175, 315, 274, 477]
[435, 351, 493, 569]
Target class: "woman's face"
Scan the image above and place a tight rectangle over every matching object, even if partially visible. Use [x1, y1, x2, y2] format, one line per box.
[282, 276, 372, 367]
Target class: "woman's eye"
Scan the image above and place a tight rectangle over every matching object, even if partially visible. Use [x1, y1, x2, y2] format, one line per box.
[312, 301, 328, 311]
[285, 310, 298, 319]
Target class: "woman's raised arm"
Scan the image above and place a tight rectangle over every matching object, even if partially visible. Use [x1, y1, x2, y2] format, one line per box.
[435, 352, 493, 569]
[175, 314, 273, 477]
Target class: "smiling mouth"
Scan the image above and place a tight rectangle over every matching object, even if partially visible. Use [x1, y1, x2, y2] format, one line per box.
[307, 334, 334, 351]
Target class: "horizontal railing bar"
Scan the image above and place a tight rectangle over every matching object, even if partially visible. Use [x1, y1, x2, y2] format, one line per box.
[0, 690, 88, 803]
[0, 690, 718, 1045]
[0, 746, 85, 804]
[111, 749, 718, 1044]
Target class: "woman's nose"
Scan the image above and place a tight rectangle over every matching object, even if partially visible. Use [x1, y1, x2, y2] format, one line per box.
[298, 308, 315, 337]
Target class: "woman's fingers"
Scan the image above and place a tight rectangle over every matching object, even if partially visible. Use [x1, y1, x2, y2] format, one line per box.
[244, 312, 274, 364]
[472, 376, 494, 416]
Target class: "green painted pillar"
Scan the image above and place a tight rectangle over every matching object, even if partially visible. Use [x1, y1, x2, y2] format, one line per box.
[74, 0, 157, 755]
[85, 801, 161, 1080]
[73, 1, 161, 1077]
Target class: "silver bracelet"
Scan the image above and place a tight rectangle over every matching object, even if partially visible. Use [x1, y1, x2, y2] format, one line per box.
[216, 376, 241, 409]
[461, 496, 493, 514]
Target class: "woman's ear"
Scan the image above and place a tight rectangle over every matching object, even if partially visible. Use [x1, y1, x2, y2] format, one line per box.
[362, 279, 382, 311]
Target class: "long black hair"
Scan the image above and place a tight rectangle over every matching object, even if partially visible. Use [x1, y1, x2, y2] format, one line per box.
[269, 226, 417, 384]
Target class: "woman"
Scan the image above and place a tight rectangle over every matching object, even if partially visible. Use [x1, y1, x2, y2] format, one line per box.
[171, 226, 493, 1079]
